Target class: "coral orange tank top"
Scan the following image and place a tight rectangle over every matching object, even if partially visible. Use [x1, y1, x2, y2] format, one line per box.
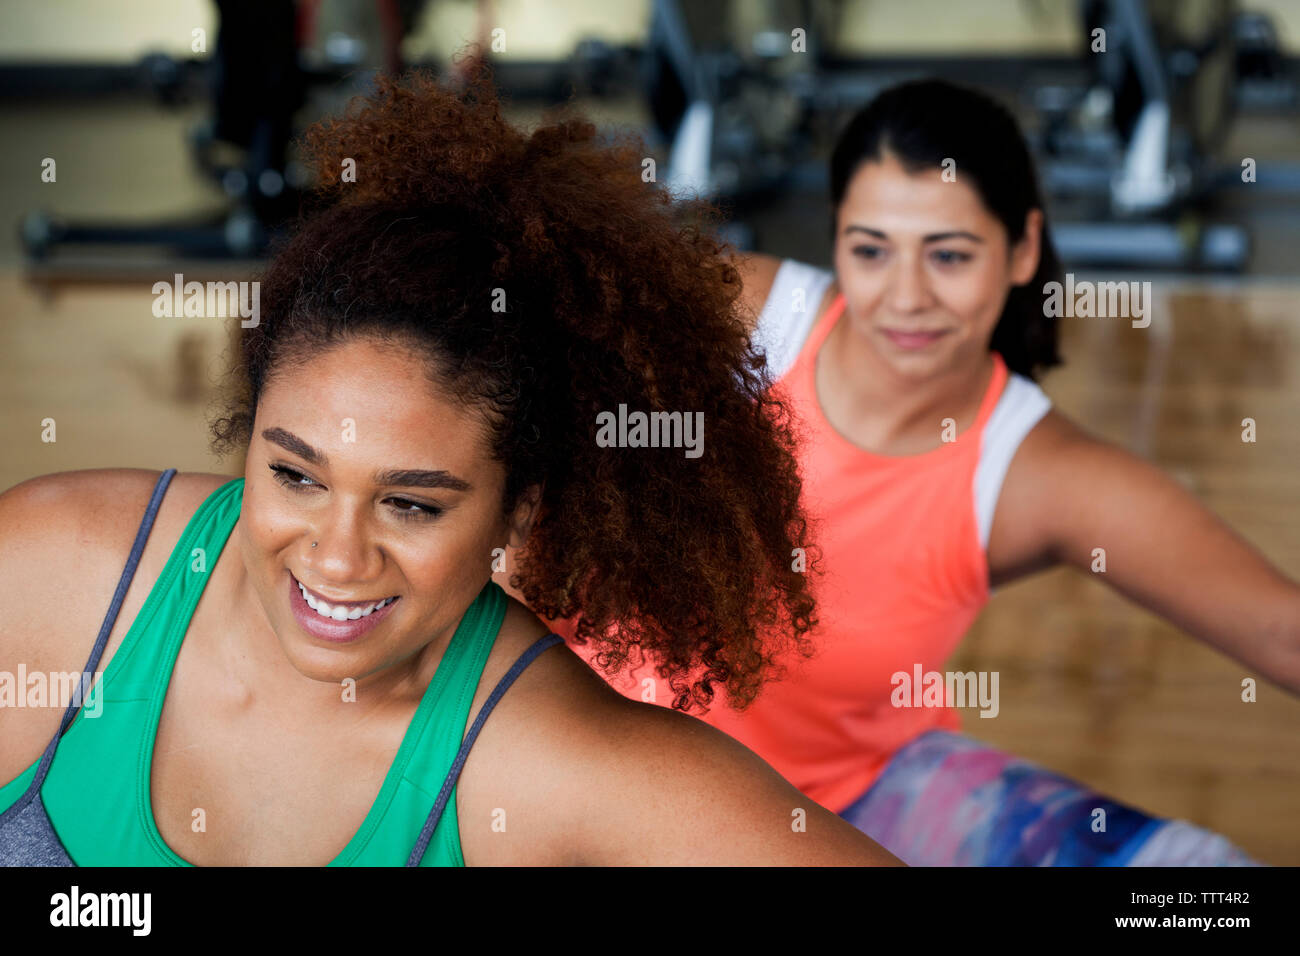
[561, 260, 1052, 812]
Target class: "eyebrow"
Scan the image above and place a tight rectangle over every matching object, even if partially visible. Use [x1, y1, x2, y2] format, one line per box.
[845, 225, 984, 244]
[260, 427, 473, 493]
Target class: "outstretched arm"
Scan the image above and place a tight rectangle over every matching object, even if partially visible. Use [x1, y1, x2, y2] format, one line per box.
[989, 411, 1300, 694]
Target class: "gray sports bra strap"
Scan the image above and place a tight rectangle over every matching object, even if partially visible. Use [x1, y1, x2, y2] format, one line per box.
[57, 467, 177, 737]
[0, 467, 177, 832]
[406, 632, 564, 866]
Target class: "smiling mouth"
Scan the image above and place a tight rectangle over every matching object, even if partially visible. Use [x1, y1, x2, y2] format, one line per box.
[291, 573, 399, 622]
[879, 327, 951, 348]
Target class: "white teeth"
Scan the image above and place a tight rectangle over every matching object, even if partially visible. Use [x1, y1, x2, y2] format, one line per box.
[297, 581, 395, 622]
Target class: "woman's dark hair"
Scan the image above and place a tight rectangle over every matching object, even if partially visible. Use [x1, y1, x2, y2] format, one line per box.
[829, 78, 1064, 380]
[211, 61, 819, 713]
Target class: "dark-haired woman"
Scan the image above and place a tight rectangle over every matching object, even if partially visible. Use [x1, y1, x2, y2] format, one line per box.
[0, 67, 901, 866]
[550, 79, 1300, 865]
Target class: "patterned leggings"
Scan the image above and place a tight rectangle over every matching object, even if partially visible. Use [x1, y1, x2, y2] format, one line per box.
[838, 730, 1261, 866]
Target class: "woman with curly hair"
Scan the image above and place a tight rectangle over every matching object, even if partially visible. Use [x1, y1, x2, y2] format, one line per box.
[547, 79, 1300, 866]
[0, 65, 899, 866]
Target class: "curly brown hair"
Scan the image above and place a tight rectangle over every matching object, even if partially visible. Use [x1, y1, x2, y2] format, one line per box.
[211, 60, 819, 713]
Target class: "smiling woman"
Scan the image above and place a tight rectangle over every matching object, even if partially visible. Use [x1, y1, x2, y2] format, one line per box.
[0, 61, 899, 867]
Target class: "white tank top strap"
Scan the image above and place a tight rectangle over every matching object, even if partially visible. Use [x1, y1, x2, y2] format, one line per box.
[974, 369, 1053, 550]
[752, 259, 836, 383]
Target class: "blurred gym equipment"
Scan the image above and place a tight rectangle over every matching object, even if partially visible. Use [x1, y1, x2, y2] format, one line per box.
[1032, 0, 1251, 270]
[646, 0, 1300, 272]
[23, 1, 306, 264]
[20, 0, 434, 268]
[645, 0, 830, 201]
[16, 0, 1300, 275]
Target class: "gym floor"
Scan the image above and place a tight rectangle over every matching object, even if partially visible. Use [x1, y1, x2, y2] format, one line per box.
[3, 6, 1300, 863]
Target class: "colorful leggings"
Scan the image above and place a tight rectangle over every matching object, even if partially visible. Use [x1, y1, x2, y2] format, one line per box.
[838, 730, 1261, 866]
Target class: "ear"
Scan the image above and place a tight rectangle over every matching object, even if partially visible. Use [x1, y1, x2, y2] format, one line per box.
[506, 484, 542, 549]
[1010, 208, 1043, 286]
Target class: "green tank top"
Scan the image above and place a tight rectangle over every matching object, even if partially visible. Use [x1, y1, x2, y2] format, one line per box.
[0, 477, 509, 866]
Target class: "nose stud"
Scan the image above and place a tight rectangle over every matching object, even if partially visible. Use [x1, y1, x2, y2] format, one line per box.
[311, 541, 317, 548]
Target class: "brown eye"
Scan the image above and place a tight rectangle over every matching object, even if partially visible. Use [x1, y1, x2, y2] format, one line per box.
[269, 463, 319, 488]
[388, 498, 442, 521]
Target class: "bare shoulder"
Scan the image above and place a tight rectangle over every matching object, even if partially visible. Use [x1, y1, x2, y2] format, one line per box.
[1022, 406, 1090, 448]
[988, 407, 1133, 582]
[732, 251, 785, 334]
[457, 605, 900, 865]
[1004, 405, 1214, 538]
[0, 468, 235, 781]
[453, 597, 618, 864]
[1010, 408, 1134, 487]
[0, 468, 235, 584]
[0, 468, 232, 546]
